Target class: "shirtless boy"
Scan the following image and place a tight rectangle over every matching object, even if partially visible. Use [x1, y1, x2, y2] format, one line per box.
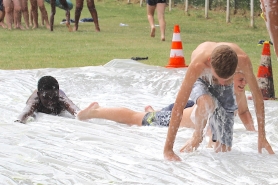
[15, 76, 80, 124]
[163, 42, 274, 161]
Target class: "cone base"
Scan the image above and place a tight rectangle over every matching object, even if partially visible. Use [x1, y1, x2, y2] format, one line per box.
[166, 57, 187, 68]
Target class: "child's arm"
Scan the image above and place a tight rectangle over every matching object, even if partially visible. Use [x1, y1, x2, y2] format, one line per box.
[59, 90, 80, 116]
[15, 91, 39, 124]
[236, 91, 255, 131]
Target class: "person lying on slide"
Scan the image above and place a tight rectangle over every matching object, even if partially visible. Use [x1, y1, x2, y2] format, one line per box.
[15, 76, 80, 124]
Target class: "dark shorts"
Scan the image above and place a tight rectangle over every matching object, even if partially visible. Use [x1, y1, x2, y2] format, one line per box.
[142, 100, 195, 127]
[190, 78, 238, 147]
[147, 0, 166, 6]
[161, 100, 194, 111]
[0, 0, 4, 11]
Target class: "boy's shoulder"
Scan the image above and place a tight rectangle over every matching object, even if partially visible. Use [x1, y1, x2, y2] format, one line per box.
[26, 90, 40, 104]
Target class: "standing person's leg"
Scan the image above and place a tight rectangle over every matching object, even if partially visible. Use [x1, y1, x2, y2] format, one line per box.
[86, 0, 100, 32]
[13, 0, 24, 29]
[73, 0, 84, 31]
[3, 0, 13, 29]
[147, 0, 156, 38]
[21, 0, 29, 29]
[37, 0, 49, 29]
[30, 0, 38, 28]
[0, 10, 6, 28]
[0, 0, 7, 28]
[156, 2, 166, 41]
[77, 102, 146, 126]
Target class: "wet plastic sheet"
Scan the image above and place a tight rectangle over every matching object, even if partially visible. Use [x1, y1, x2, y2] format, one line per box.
[0, 59, 277, 185]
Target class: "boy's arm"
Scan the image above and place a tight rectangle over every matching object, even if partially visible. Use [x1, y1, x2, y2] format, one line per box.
[15, 91, 38, 124]
[164, 60, 205, 161]
[235, 91, 255, 131]
[59, 90, 80, 116]
[241, 56, 274, 154]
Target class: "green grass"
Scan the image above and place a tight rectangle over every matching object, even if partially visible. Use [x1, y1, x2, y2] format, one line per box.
[1, 0, 278, 94]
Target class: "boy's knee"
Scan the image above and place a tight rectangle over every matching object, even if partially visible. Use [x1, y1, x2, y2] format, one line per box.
[197, 95, 216, 113]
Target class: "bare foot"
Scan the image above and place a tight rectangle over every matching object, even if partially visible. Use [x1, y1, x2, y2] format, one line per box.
[206, 140, 214, 148]
[0, 23, 7, 29]
[161, 37, 165, 41]
[45, 23, 50, 30]
[144, 105, 155, 112]
[32, 25, 38, 29]
[95, 26, 100, 32]
[150, 27, 155, 37]
[73, 26, 78, 32]
[77, 102, 99, 120]
[66, 22, 73, 32]
[15, 25, 25, 30]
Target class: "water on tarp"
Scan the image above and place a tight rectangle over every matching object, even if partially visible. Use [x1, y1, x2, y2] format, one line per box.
[0, 59, 277, 185]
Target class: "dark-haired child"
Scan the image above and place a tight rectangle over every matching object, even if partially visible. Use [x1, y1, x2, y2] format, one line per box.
[15, 76, 80, 124]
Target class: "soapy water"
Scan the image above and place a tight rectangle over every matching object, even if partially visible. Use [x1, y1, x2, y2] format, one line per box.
[0, 59, 277, 185]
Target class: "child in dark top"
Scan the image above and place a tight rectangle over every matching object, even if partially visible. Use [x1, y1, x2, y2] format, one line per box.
[15, 76, 80, 124]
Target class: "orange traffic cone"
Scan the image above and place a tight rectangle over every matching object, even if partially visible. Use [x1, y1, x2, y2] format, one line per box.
[256, 41, 275, 100]
[166, 25, 187, 68]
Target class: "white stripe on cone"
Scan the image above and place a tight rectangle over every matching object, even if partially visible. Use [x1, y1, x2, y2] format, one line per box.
[172, 33, 182, 41]
[170, 49, 184, 57]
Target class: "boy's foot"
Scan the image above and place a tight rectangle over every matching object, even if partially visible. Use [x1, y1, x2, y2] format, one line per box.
[66, 22, 73, 32]
[150, 27, 155, 37]
[95, 26, 100, 32]
[144, 105, 155, 112]
[161, 37, 165, 41]
[77, 102, 99, 120]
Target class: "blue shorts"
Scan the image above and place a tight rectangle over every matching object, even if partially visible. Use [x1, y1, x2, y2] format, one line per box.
[190, 78, 237, 147]
[161, 100, 194, 111]
[147, 0, 166, 6]
[142, 100, 195, 127]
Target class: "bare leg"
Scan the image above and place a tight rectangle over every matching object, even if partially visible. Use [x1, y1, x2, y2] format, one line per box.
[59, 0, 72, 31]
[214, 142, 231, 153]
[87, 0, 100, 32]
[73, 0, 83, 31]
[21, 0, 29, 29]
[0, 9, 7, 28]
[180, 95, 216, 153]
[3, 0, 13, 29]
[13, 0, 24, 29]
[156, 3, 166, 41]
[147, 4, 156, 38]
[144, 105, 155, 112]
[77, 102, 145, 126]
[30, 0, 38, 28]
[37, 0, 49, 29]
[29, 4, 32, 26]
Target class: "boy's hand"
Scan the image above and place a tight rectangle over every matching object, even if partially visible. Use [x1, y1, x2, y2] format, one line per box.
[258, 137, 275, 154]
[180, 136, 202, 153]
[164, 150, 181, 161]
